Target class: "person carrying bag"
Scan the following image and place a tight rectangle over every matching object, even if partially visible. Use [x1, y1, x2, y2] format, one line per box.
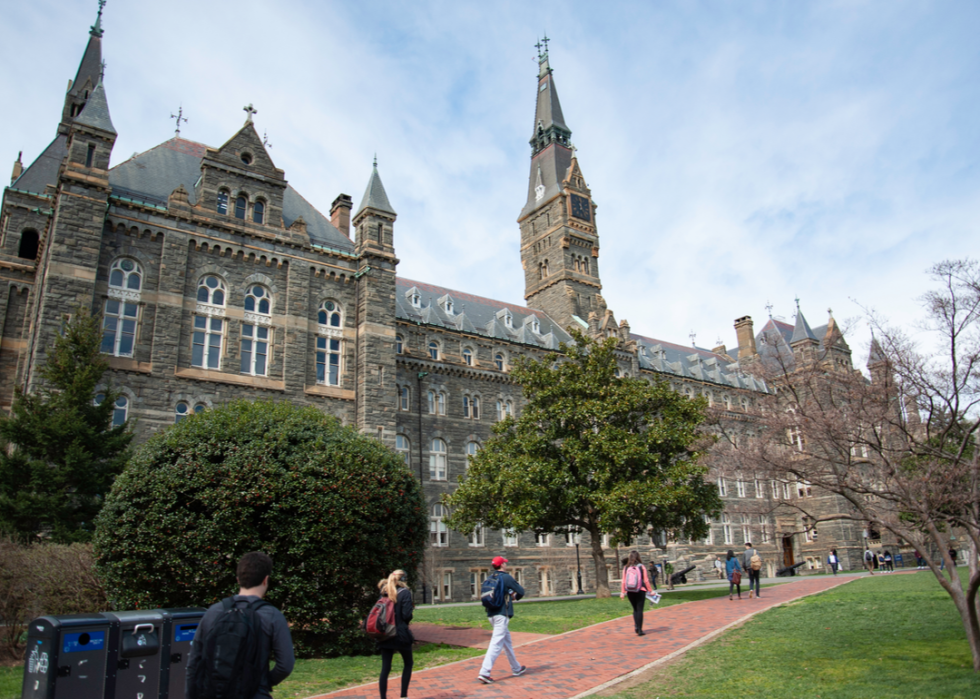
[620, 550, 653, 636]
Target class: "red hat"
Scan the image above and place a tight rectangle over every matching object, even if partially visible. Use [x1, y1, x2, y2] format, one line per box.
[492, 556, 508, 567]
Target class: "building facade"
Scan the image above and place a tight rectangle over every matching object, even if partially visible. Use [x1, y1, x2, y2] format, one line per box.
[1, 14, 890, 601]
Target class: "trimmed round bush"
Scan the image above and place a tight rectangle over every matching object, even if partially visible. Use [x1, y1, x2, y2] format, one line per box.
[93, 400, 426, 656]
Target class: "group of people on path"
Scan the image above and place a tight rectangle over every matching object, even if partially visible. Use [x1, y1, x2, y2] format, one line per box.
[721, 542, 764, 600]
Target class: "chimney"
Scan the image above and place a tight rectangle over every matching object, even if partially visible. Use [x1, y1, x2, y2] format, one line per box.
[734, 316, 757, 360]
[330, 193, 353, 238]
[10, 151, 23, 184]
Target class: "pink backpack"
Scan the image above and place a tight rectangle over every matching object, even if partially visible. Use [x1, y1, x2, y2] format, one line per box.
[624, 565, 643, 592]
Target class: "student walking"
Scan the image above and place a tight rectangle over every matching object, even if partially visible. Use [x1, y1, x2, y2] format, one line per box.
[620, 550, 653, 636]
[376, 570, 414, 699]
[648, 562, 659, 591]
[827, 549, 839, 575]
[863, 548, 875, 574]
[726, 550, 742, 600]
[186, 552, 295, 699]
[478, 556, 527, 684]
[883, 551, 894, 572]
[741, 542, 762, 599]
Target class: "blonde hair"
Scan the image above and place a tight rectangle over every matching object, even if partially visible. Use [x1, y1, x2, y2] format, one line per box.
[384, 569, 408, 601]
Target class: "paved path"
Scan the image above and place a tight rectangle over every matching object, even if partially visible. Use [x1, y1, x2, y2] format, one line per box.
[305, 574, 855, 699]
[412, 623, 551, 649]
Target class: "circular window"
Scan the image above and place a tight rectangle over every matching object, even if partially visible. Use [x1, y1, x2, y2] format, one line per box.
[120, 259, 134, 271]
[250, 285, 264, 298]
[241, 153, 253, 165]
[206, 276, 218, 289]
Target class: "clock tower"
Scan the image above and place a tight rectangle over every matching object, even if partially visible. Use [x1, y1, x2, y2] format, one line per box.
[518, 42, 603, 333]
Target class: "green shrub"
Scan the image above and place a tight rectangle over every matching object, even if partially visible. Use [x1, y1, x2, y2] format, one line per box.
[93, 401, 427, 657]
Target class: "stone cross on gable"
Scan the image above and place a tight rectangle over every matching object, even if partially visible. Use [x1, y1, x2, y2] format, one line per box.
[243, 103, 257, 123]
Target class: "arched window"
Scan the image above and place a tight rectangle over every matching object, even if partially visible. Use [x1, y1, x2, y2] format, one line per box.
[17, 229, 39, 260]
[396, 335, 404, 354]
[427, 390, 436, 414]
[429, 439, 447, 480]
[462, 348, 473, 366]
[318, 300, 342, 327]
[467, 441, 479, 459]
[175, 402, 190, 423]
[316, 337, 341, 386]
[194, 403, 207, 414]
[582, 258, 589, 275]
[428, 341, 440, 360]
[216, 190, 229, 215]
[399, 386, 410, 411]
[253, 200, 265, 224]
[395, 434, 411, 464]
[463, 395, 471, 418]
[471, 396, 480, 419]
[245, 285, 271, 315]
[96, 393, 128, 428]
[109, 258, 141, 291]
[430, 503, 448, 546]
[494, 353, 505, 371]
[234, 196, 247, 220]
[496, 400, 503, 421]
[542, 260, 550, 277]
[437, 391, 446, 416]
[197, 276, 226, 306]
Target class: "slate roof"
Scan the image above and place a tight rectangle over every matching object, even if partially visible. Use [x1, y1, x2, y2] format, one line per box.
[356, 161, 395, 216]
[395, 278, 572, 349]
[10, 135, 67, 195]
[631, 333, 768, 392]
[73, 81, 116, 134]
[790, 307, 818, 343]
[107, 138, 355, 253]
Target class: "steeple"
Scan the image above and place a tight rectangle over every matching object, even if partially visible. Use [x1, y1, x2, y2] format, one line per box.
[355, 156, 396, 217]
[61, 2, 106, 128]
[529, 36, 571, 157]
[867, 333, 887, 366]
[73, 79, 116, 135]
[353, 157, 397, 258]
[790, 299, 818, 344]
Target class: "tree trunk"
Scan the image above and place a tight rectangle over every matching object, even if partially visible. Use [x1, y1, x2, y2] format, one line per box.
[589, 527, 610, 598]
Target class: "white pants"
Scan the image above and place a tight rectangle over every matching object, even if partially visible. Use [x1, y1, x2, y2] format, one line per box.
[480, 614, 521, 676]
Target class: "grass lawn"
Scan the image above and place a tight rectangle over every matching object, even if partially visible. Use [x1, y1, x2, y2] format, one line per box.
[0, 643, 482, 699]
[604, 570, 980, 699]
[414, 586, 746, 635]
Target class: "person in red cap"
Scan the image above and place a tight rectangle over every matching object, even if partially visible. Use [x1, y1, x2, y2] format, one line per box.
[477, 556, 527, 683]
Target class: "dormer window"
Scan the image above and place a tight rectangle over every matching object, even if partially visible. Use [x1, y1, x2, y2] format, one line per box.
[504, 311, 513, 329]
[235, 196, 247, 220]
[412, 294, 421, 308]
[446, 300, 454, 314]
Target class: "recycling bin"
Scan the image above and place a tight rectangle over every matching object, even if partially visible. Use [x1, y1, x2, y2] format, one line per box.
[20, 612, 118, 699]
[103, 610, 166, 699]
[157, 608, 206, 699]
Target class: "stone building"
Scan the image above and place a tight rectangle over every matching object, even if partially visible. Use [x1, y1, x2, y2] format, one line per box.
[0, 12, 885, 601]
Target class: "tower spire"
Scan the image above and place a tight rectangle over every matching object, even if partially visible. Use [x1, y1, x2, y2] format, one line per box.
[90, 0, 106, 38]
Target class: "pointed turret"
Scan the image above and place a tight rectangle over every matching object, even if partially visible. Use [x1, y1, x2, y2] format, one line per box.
[61, 2, 106, 126]
[790, 301, 818, 344]
[868, 334, 887, 367]
[529, 48, 571, 156]
[355, 157, 396, 217]
[73, 79, 116, 135]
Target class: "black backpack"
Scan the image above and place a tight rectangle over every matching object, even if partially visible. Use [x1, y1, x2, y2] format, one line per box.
[192, 597, 268, 699]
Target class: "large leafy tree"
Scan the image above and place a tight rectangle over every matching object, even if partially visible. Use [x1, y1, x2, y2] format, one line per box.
[0, 310, 132, 543]
[445, 330, 721, 597]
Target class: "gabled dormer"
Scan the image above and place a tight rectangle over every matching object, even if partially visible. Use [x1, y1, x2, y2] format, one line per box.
[195, 113, 287, 231]
[438, 294, 456, 315]
[404, 285, 422, 309]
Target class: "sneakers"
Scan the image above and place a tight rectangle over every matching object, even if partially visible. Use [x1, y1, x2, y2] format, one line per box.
[513, 666, 527, 677]
[749, 589, 754, 599]
[478, 675, 493, 684]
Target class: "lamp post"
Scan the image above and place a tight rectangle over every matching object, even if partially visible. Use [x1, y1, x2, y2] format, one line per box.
[575, 542, 583, 594]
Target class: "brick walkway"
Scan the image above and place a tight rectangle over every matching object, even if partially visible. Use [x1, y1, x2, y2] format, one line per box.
[412, 623, 552, 649]
[305, 575, 854, 699]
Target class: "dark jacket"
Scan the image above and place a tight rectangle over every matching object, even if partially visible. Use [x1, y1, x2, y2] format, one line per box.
[485, 571, 525, 618]
[185, 594, 295, 699]
[377, 587, 414, 651]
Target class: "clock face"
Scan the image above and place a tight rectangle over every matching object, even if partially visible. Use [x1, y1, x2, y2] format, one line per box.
[570, 194, 591, 222]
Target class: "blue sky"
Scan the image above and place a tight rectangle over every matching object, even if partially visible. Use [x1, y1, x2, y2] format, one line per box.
[3, 0, 978, 362]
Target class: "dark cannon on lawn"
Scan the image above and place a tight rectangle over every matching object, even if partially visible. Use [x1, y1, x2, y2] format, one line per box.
[776, 562, 806, 577]
[670, 565, 697, 584]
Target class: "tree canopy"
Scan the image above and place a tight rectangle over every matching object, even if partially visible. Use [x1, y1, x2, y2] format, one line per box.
[0, 310, 132, 543]
[445, 330, 720, 597]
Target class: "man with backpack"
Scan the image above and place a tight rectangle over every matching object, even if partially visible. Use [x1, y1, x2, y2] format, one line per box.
[741, 542, 763, 599]
[864, 548, 876, 574]
[478, 556, 527, 684]
[186, 552, 295, 699]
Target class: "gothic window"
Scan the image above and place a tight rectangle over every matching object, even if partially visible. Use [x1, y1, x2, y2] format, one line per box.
[175, 402, 190, 423]
[193, 316, 223, 369]
[582, 258, 589, 275]
[467, 441, 479, 460]
[755, 479, 764, 498]
[17, 229, 39, 260]
[194, 403, 207, 414]
[428, 390, 436, 414]
[430, 503, 448, 546]
[396, 335, 404, 354]
[197, 275, 226, 306]
[97, 393, 128, 427]
[429, 438, 447, 480]
[463, 395, 471, 418]
[437, 391, 446, 415]
[240, 324, 270, 376]
[462, 347, 473, 365]
[318, 300, 342, 327]
[245, 285, 272, 315]
[253, 200, 265, 224]
[760, 515, 771, 543]
[316, 337, 341, 386]
[101, 299, 139, 357]
[399, 386, 410, 411]
[436, 571, 452, 601]
[471, 396, 480, 419]
[722, 514, 733, 545]
[395, 434, 410, 464]
[542, 260, 550, 277]
[496, 400, 503, 421]
[494, 352, 505, 371]
[235, 196, 247, 220]
[217, 190, 229, 215]
[428, 341, 440, 360]
[109, 258, 142, 291]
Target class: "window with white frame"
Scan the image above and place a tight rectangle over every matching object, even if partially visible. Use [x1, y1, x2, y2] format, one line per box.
[755, 479, 764, 499]
[602, 533, 611, 548]
[470, 569, 489, 598]
[741, 515, 751, 544]
[496, 400, 503, 420]
[109, 257, 142, 291]
[471, 396, 480, 419]
[494, 352, 505, 371]
[503, 530, 519, 547]
[535, 533, 550, 547]
[722, 513, 733, 545]
[435, 571, 452, 601]
[400, 386, 410, 411]
[466, 441, 479, 465]
[411, 292, 421, 308]
[469, 524, 485, 547]
[512, 568, 524, 587]
[462, 347, 473, 366]
[245, 285, 272, 316]
[428, 390, 436, 414]
[797, 480, 813, 498]
[429, 438, 447, 480]
[736, 478, 746, 498]
[197, 275, 226, 306]
[783, 482, 792, 499]
[437, 391, 446, 415]
[193, 315, 224, 369]
[96, 393, 128, 427]
[504, 400, 514, 418]
[760, 515, 771, 543]
[317, 299, 342, 328]
[703, 514, 713, 545]
[316, 337, 341, 385]
[430, 503, 448, 546]
[396, 335, 404, 354]
[718, 477, 728, 497]
[240, 323, 270, 376]
[772, 480, 780, 499]
[428, 341, 440, 360]
[395, 435, 410, 464]
[102, 298, 139, 357]
[539, 568, 555, 595]
[565, 528, 581, 546]
[175, 402, 190, 423]
[463, 395, 471, 418]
